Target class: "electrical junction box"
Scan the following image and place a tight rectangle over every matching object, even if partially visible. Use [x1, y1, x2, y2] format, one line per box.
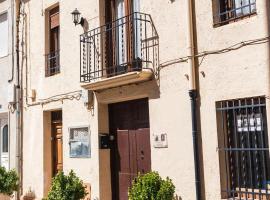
[82, 89, 94, 109]
[30, 89, 36, 101]
[7, 84, 16, 104]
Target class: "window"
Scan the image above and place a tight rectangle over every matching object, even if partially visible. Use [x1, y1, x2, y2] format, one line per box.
[216, 97, 270, 199]
[2, 125, 8, 153]
[69, 127, 90, 158]
[45, 6, 60, 77]
[0, 12, 8, 57]
[213, 0, 256, 26]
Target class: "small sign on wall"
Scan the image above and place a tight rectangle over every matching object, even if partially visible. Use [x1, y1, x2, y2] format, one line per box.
[237, 113, 263, 132]
[153, 133, 168, 148]
[69, 126, 90, 158]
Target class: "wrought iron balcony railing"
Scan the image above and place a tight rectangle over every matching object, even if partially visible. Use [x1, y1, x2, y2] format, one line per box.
[80, 12, 159, 83]
[45, 50, 60, 77]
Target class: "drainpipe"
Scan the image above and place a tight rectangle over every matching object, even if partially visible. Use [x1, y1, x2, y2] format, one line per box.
[15, 0, 23, 199]
[187, 0, 201, 200]
[8, 0, 15, 83]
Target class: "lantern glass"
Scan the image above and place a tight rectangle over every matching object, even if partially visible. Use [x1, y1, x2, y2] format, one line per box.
[71, 8, 81, 25]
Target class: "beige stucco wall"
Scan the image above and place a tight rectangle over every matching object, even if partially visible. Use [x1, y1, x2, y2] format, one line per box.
[20, 0, 270, 200]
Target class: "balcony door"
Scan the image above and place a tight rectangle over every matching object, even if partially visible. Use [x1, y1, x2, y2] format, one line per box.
[105, 0, 141, 76]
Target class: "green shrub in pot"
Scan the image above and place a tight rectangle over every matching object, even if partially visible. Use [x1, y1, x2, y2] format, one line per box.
[0, 166, 19, 196]
[46, 170, 87, 200]
[128, 171, 175, 200]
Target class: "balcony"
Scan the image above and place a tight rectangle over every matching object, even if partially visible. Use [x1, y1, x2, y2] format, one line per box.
[80, 12, 159, 91]
[45, 50, 60, 77]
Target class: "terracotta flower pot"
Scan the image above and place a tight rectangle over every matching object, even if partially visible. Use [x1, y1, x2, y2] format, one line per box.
[23, 197, 35, 200]
[0, 193, 11, 200]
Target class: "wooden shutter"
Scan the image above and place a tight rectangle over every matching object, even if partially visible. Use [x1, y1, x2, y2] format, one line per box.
[50, 7, 59, 29]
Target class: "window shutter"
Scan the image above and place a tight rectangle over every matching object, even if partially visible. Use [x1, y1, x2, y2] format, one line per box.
[50, 7, 59, 29]
[212, 0, 220, 25]
[50, 12, 59, 29]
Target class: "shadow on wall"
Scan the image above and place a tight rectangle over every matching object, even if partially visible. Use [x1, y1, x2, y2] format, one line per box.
[267, 0, 270, 96]
[174, 194, 183, 200]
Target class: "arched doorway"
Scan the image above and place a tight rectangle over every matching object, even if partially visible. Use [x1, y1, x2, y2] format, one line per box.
[1, 125, 9, 169]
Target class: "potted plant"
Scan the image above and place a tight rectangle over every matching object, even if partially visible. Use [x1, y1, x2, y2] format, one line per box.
[45, 170, 87, 200]
[0, 166, 19, 200]
[128, 171, 175, 200]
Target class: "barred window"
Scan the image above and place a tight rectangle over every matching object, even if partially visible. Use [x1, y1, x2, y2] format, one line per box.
[212, 0, 256, 26]
[216, 97, 270, 199]
[45, 5, 60, 77]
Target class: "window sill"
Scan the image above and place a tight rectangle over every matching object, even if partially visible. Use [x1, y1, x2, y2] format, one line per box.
[0, 54, 9, 59]
[45, 71, 61, 78]
[213, 12, 257, 28]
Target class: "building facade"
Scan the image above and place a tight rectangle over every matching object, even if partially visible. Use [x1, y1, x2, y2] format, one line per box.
[16, 0, 270, 199]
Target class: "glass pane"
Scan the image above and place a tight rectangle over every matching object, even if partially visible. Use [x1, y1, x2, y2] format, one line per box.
[116, 0, 127, 67]
[133, 0, 140, 12]
[70, 141, 90, 157]
[69, 127, 90, 157]
[235, 0, 253, 16]
[2, 125, 8, 153]
[250, 0, 256, 12]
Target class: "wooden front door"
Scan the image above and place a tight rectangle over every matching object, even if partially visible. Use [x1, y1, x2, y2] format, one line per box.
[51, 111, 63, 176]
[109, 98, 151, 200]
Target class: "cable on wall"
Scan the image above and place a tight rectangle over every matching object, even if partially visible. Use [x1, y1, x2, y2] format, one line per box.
[158, 36, 270, 70]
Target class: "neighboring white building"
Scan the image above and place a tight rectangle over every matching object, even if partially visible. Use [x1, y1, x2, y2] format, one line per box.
[0, 0, 17, 172]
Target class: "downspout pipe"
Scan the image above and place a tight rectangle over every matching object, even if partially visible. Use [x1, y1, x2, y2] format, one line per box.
[189, 90, 200, 200]
[187, 0, 201, 199]
[8, 0, 15, 83]
[15, 0, 22, 199]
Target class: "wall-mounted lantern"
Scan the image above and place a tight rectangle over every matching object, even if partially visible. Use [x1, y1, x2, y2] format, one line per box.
[71, 8, 85, 26]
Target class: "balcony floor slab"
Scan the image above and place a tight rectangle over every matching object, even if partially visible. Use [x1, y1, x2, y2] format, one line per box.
[81, 70, 153, 91]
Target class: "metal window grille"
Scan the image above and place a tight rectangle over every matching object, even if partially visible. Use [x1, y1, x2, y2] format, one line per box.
[213, 0, 256, 26]
[45, 50, 60, 77]
[216, 97, 270, 200]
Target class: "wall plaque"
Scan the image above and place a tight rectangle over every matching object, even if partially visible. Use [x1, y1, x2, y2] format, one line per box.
[153, 133, 168, 148]
[69, 126, 90, 158]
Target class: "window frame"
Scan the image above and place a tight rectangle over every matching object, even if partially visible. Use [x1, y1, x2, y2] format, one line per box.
[45, 4, 60, 77]
[216, 96, 270, 199]
[212, 0, 257, 27]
